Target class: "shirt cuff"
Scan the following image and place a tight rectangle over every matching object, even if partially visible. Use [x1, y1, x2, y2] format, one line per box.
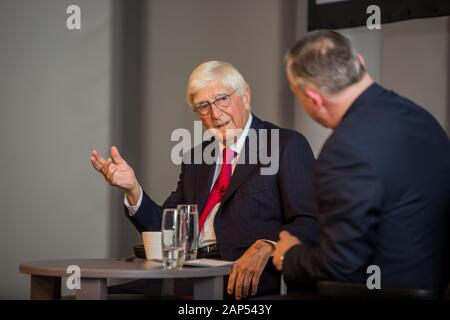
[261, 239, 277, 247]
[260, 239, 277, 256]
[124, 186, 143, 216]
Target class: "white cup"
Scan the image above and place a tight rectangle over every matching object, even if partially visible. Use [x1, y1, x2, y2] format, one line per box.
[142, 231, 162, 260]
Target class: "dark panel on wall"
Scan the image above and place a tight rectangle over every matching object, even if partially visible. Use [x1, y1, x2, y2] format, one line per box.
[308, 0, 450, 31]
[110, 0, 147, 256]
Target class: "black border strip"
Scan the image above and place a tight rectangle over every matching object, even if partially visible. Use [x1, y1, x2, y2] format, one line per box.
[308, 0, 450, 31]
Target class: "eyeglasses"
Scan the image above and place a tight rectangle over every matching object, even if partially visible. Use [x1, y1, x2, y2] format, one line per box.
[192, 89, 238, 116]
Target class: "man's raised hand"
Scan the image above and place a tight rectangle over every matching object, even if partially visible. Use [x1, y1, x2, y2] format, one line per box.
[90, 146, 141, 205]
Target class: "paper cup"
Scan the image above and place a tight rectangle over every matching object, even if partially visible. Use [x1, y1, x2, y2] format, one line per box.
[142, 231, 162, 260]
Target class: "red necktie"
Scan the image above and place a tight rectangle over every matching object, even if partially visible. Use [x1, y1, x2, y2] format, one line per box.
[198, 147, 237, 234]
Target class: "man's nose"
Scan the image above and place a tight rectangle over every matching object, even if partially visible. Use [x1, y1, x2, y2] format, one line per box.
[210, 103, 223, 119]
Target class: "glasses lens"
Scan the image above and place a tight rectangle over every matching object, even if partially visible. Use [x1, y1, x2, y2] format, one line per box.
[196, 103, 210, 115]
[215, 95, 230, 108]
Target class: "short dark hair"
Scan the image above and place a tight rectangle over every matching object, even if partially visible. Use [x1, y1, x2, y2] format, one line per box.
[286, 30, 366, 95]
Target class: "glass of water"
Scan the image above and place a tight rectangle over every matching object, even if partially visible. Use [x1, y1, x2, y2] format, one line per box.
[177, 204, 199, 261]
[161, 208, 185, 269]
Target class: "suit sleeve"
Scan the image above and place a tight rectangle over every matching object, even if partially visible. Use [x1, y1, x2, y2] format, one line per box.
[277, 132, 319, 246]
[125, 163, 186, 232]
[282, 139, 384, 285]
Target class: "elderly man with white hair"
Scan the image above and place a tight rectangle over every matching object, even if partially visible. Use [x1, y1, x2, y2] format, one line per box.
[91, 61, 319, 299]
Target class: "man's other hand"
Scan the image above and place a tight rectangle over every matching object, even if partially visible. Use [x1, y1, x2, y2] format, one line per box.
[272, 231, 301, 271]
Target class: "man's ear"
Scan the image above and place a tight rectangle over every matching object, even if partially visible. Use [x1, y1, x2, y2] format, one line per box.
[242, 86, 251, 110]
[358, 53, 366, 68]
[304, 88, 323, 109]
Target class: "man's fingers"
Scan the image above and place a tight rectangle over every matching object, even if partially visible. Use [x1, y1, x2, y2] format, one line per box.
[227, 267, 238, 295]
[92, 150, 106, 165]
[251, 272, 261, 296]
[111, 146, 124, 164]
[272, 246, 284, 271]
[279, 230, 291, 240]
[91, 150, 106, 171]
[242, 272, 254, 299]
[101, 158, 112, 176]
[234, 271, 246, 300]
[90, 156, 101, 171]
[273, 256, 282, 271]
[104, 167, 117, 186]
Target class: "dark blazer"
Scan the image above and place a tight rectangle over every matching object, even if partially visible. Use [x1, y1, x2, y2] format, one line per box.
[283, 83, 450, 292]
[127, 114, 319, 295]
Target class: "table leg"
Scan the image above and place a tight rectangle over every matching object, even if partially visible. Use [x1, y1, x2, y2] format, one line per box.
[144, 279, 174, 298]
[75, 278, 107, 300]
[30, 275, 61, 300]
[193, 276, 223, 300]
[162, 279, 174, 296]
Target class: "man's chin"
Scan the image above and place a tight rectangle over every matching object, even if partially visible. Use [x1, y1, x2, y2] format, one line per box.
[206, 126, 243, 145]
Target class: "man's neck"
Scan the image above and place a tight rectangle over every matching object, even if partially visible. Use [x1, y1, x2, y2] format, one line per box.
[327, 74, 374, 129]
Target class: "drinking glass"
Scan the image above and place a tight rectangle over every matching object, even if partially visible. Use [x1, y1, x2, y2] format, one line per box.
[161, 208, 185, 269]
[177, 204, 199, 261]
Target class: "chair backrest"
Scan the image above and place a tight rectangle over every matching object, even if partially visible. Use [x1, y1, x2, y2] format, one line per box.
[318, 281, 438, 300]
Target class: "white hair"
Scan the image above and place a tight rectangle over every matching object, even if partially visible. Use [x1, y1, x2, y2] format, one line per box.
[186, 61, 248, 106]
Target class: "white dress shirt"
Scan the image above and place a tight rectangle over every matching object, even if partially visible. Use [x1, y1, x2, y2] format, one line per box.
[125, 114, 253, 248]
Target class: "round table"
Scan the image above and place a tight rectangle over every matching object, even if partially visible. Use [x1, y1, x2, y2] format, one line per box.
[19, 258, 232, 300]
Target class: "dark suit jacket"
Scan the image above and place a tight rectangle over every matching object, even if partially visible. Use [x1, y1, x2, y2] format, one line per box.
[283, 83, 450, 292]
[127, 114, 319, 295]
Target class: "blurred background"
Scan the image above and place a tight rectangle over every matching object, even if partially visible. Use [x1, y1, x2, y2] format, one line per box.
[0, 0, 448, 298]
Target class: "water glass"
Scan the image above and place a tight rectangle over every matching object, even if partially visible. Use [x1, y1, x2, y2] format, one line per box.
[161, 208, 185, 269]
[177, 204, 199, 261]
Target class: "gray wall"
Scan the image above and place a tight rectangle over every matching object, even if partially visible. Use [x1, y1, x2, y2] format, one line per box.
[0, 0, 113, 299]
[381, 16, 449, 132]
